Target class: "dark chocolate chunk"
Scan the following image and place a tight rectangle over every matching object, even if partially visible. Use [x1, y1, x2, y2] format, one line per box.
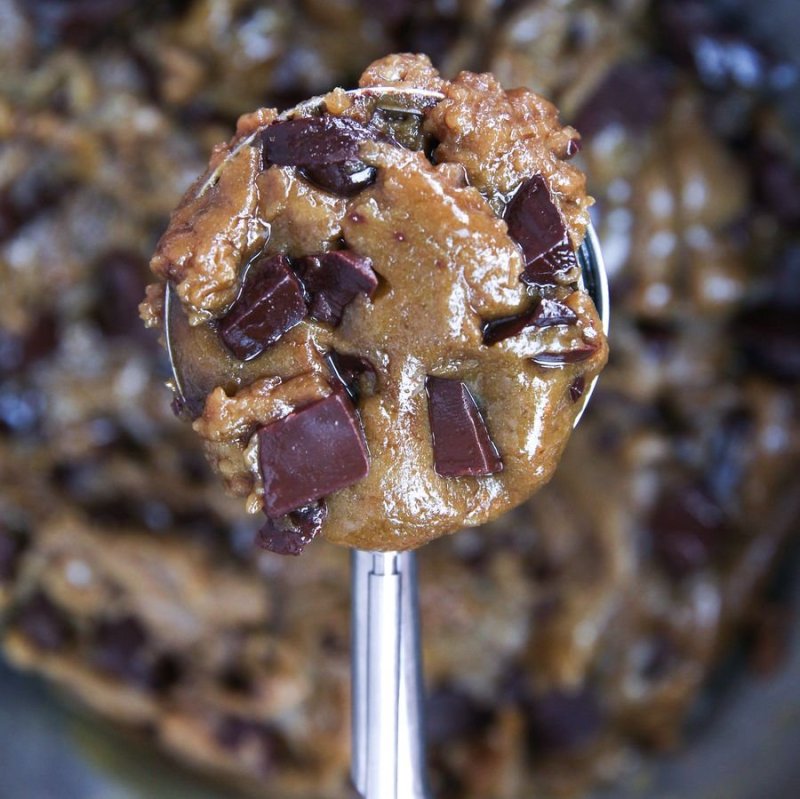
[218, 254, 307, 361]
[293, 250, 378, 325]
[0, 528, 25, 583]
[258, 392, 369, 517]
[425, 377, 503, 478]
[16, 593, 73, 652]
[526, 688, 602, 753]
[92, 616, 147, 678]
[482, 298, 578, 345]
[574, 60, 672, 136]
[531, 342, 598, 366]
[257, 502, 327, 556]
[92, 615, 181, 692]
[95, 249, 153, 342]
[0, 314, 58, 377]
[736, 302, 800, 382]
[426, 684, 493, 745]
[565, 138, 581, 158]
[325, 351, 377, 403]
[261, 115, 381, 197]
[648, 483, 729, 578]
[503, 176, 578, 285]
[569, 375, 586, 402]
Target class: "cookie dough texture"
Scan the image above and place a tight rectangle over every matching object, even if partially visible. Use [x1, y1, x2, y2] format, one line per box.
[142, 54, 607, 551]
[1, 2, 799, 799]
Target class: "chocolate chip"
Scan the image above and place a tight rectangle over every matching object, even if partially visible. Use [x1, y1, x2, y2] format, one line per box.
[569, 375, 586, 402]
[0, 315, 58, 377]
[648, 484, 730, 577]
[325, 351, 377, 403]
[526, 688, 602, 753]
[257, 502, 327, 556]
[16, 594, 73, 652]
[294, 250, 378, 325]
[503, 176, 578, 285]
[258, 392, 369, 517]
[531, 342, 598, 366]
[574, 60, 672, 136]
[95, 249, 152, 341]
[0, 528, 25, 583]
[565, 138, 581, 158]
[426, 684, 493, 745]
[425, 377, 503, 478]
[218, 254, 307, 361]
[91, 616, 149, 681]
[261, 115, 381, 197]
[482, 298, 578, 345]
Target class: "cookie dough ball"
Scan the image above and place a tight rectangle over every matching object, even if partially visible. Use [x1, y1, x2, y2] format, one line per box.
[141, 54, 608, 553]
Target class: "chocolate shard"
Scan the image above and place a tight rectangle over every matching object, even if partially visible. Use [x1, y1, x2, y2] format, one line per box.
[425, 376, 503, 478]
[569, 375, 586, 402]
[503, 175, 578, 286]
[261, 115, 381, 197]
[15, 593, 73, 652]
[531, 342, 598, 366]
[257, 502, 327, 556]
[218, 254, 307, 361]
[526, 688, 602, 753]
[258, 392, 369, 518]
[648, 483, 729, 578]
[482, 298, 578, 345]
[294, 250, 378, 325]
[325, 351, 377, 403]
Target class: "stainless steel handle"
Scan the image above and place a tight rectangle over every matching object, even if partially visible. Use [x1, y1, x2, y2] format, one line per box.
[351, 550, 430, 799]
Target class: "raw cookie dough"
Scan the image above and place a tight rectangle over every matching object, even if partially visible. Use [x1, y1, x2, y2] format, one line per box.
[141, 54, 608, 553]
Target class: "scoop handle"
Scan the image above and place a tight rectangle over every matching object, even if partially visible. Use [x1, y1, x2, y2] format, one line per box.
[351, 549, 430, 799]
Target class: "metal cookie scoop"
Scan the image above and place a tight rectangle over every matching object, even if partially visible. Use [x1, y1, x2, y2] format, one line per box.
[162, 87, 609, 799]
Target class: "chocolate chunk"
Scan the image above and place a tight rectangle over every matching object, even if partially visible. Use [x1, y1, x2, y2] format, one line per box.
[426, 684, 493, 745]
[258, 392, 369, 517]
[648, 484, 730, 578]
[91, 616, 181, 692]
[218, 254, 307, 361]
[526, 688, 602, 753]
[482, 298, 578, 345]
[257, 502, 327, 556]
[0, 314, 58, 377]
[565, 138, 581, 158]
[325, 351, 377, 402]
[0, 528, 25, 583]
[504, 176, 578, 285]
[294, 250, 378, 325]
[95, 249, 152, 342]
[569, 375, 586, 402]
[425, 377, 503, 478]
[531, 342, 598, 366]
[261, 115, 381, 197]
[16, 593, 73, 652]
[92, 616, 148, 680]
[736, 302, 800, 382]
[574, 60, 672, 136]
